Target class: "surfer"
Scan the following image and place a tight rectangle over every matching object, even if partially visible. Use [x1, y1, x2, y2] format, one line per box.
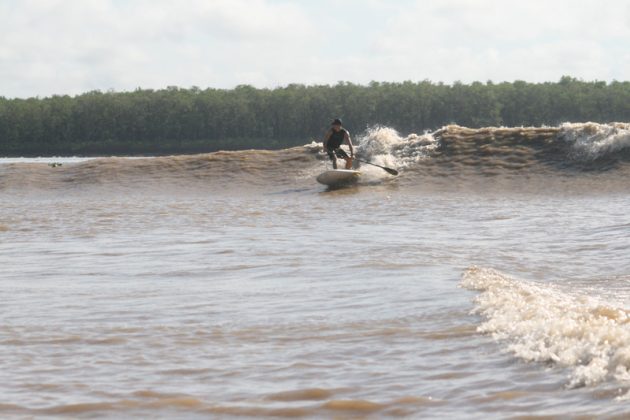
[323, 118, 354, 169]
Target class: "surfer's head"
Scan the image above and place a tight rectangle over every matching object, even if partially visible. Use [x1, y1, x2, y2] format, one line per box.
[331, 118, 342, 131]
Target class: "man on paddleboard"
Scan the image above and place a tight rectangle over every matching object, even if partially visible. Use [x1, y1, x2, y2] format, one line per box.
[323, 118, 354, 169]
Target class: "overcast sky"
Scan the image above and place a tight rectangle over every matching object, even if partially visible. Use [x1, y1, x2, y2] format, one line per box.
[1, 0, 629, 98]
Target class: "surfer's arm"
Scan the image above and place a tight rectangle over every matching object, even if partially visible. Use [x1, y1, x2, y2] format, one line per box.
[345, 132, 354, 157]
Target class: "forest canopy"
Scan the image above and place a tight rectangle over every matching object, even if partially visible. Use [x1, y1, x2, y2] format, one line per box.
[1, 77, 629, 156]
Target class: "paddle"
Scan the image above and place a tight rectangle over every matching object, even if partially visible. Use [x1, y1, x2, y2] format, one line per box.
[353, 158, 399, 176]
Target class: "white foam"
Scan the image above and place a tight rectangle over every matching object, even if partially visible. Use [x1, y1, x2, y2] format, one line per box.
[355, 126, 437, 169]
[559, 122, 630, 160]
[461, 266, 630, 390]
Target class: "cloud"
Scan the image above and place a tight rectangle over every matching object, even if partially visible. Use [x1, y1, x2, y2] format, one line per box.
[0, 0, 317, 97]
[364, 0, 630, 83]
[0, 0, 628, 98]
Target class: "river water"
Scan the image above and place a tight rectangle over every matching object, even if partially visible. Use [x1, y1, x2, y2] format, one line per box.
[1, 123, 630, 418]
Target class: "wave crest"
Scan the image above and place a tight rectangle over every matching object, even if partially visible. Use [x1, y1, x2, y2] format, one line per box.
[560, 122, 630, 160]
[357, 126, 437, 168]
[3, 122, 630, 193]
[461, 266, 630, 391]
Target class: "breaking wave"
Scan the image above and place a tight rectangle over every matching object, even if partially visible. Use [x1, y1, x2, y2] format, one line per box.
[2, 122, 630, 193]
[461, 266, 630, 396]
[560, 122, 630, 160]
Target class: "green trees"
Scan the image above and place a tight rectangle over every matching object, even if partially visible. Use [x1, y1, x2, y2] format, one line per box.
[1, 78, 629, 155]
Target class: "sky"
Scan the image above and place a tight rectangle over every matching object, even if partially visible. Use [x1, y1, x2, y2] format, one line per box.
[1, 0, 629, 98]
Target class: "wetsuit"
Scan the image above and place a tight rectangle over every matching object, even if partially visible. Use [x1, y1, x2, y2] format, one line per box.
[326, 128, 350, 160]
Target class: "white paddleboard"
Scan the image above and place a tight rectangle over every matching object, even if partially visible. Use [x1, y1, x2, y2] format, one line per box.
[316, 169, 361, 187]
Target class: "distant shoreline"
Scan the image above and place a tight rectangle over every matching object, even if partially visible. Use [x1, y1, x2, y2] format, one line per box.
[2, 78, 629, 156]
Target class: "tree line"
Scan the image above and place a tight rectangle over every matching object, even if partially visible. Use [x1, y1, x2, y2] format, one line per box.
[1, 76, 629, 156]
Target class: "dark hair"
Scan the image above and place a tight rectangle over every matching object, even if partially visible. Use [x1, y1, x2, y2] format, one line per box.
[331, 118, 342, 125]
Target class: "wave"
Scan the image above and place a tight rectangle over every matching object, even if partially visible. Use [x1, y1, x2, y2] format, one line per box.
[461, 266, 630, 395]
[358, 122, 630, 172]
[0, 148, 321, 193]
[1, 122, 629, 193]
[560, 122, 630, 160]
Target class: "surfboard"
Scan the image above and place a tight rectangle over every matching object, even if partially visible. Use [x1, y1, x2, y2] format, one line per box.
[316, 169, 361, 187]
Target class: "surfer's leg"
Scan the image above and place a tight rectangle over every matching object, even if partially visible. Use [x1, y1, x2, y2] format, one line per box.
[327, 149, 338, 169]
[334, 149, 352, 169]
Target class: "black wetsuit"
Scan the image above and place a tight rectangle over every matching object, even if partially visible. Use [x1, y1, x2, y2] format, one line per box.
[326, 128, 350, 160]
